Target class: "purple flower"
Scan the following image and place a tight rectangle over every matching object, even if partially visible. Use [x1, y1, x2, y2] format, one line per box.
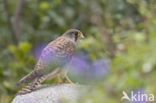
[70, 53, 90, 77]
[92, 59, 109, 78]
[33, 43, 47, 60]
[68, 53, 109, 82]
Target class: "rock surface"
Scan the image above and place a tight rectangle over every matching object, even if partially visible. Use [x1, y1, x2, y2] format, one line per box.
[12, 84, 84, 103]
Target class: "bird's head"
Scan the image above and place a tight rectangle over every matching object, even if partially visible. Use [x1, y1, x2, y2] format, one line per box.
[63, 29, 84, 42]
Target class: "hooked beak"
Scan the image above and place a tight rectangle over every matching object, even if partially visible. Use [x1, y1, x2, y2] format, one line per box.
[78, 32, 84, 39]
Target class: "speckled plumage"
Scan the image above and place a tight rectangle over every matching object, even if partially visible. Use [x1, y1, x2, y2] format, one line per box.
[16, 29, 84, 95]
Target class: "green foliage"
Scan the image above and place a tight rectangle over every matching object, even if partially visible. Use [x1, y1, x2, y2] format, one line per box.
[0, 0, 156, 102]
[0, 42, 35, 102]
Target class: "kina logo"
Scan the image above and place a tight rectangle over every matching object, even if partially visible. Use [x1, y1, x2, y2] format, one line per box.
[121, 90, 154, 102]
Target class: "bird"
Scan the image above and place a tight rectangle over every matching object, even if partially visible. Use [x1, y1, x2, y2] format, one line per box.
[16, 29, 84, 95]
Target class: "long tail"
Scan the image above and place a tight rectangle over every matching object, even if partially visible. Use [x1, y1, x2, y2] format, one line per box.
[16, 82, 33, 95]
[16, 76, 45, 95]
[16, 68, 60, 95]
[16, 64, 44, 86]
[16, 70, 39, 86]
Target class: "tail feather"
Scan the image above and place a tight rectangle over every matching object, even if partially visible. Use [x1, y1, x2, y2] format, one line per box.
[16, 84, 32, 95]
[16, 76, 45, 95]
[16, 70, 38, 86]
[16, 68, 60, 95]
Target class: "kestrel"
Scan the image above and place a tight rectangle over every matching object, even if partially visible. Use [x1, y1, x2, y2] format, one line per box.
[16, 29, 84, 95]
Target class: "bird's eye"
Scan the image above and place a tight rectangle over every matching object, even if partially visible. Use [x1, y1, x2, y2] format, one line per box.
[74, 32, 78, 41]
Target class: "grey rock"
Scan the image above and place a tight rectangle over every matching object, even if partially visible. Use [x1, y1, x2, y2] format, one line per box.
[12, 84, 85, 103]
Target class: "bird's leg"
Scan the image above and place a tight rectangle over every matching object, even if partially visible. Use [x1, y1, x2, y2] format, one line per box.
[57, 74, 63, 84]
[60, 70, 76, 84]
[65, 75, 74, 84]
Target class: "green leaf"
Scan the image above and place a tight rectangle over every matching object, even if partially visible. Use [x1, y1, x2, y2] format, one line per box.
[8, 45, 16, 53]
[39, 1, 50, 10]
[18, 42, 32, 52]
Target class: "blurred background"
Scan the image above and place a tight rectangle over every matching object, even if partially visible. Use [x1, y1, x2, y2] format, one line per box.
[0, 0, 156, 103]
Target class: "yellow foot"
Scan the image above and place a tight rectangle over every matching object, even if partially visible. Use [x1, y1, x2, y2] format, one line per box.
[65, 81, 78, 84]
[57, 75, 63, 84]
[65, 75, 77, 84]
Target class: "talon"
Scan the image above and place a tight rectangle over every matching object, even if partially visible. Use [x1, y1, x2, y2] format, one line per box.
[65, 81, 78, 84]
